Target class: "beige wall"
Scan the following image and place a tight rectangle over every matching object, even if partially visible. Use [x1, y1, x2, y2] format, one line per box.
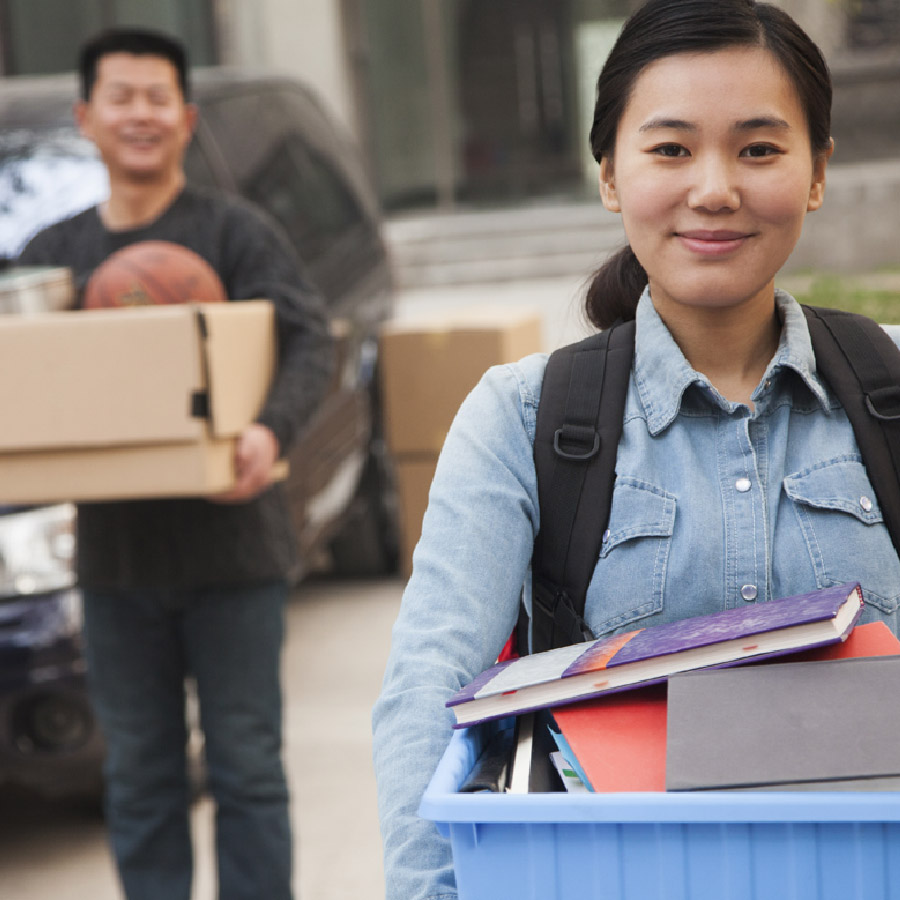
[772, 0, 847, 56]
[217, 0, 354, 132]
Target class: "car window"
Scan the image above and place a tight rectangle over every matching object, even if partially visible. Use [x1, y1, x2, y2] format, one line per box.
[184, 136, 226, 191]
[0, 128, 108, 259]
[196, 89, 284, 186]
[243, 133, 367, 269]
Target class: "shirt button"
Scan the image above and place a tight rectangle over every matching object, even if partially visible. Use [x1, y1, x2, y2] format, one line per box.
[602, 529, 611, 543]
[741, 584, 758, 601]
[735, 478, 752, 493]
[860, 496, 873, 512]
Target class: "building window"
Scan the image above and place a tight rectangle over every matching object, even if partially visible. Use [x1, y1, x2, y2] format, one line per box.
[848, 0, 900, 49]
[0, 0, 217, 77]
[353, 0, 630, 210]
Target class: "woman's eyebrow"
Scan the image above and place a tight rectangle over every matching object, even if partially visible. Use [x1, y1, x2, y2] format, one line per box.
[734, 116, 791, 131]
[639, 117, 695, 132]
[638, 115, 792, 133]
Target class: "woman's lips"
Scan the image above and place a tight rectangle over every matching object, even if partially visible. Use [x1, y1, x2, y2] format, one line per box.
[676, 230, 753, 256]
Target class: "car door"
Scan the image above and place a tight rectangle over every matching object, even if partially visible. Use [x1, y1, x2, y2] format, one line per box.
[188, 78, 396, 575]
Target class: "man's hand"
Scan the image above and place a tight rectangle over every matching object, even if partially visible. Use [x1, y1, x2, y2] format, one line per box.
[212, 423, 280, 503]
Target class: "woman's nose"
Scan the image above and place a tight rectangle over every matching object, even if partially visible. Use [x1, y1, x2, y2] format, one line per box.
[687, 157, 740, 212]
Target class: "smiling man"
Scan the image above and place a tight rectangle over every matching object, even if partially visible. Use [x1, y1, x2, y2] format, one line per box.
[17, 29, 333, 900]
[76, 42, 197, 222]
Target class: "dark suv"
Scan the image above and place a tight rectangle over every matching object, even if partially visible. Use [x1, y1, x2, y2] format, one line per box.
[0, 68, 398, 797]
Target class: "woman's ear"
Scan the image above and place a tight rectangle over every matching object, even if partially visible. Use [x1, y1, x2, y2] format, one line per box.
[807, 138, 834, 212]
[598, 157, 621, 213]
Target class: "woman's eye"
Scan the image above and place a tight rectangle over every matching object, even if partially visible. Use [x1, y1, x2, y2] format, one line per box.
[652, 144, 689, 158]
[741, 144, 782, 158]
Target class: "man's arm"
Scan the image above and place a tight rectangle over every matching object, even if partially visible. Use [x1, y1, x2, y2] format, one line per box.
[16, 210, 101, 303]
[215, 200, 335, 499]
[17, 225, 63, 267]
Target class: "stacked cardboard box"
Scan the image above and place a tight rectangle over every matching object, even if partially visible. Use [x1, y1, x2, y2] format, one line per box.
[0, 301, 278, 503]
[379, 307, 543, 576]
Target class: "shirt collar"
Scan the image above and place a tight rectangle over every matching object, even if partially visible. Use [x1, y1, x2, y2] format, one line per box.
[633, 286, 831, 435]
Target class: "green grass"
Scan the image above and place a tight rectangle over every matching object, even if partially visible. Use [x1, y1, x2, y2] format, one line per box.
[782, 273, 900, 323]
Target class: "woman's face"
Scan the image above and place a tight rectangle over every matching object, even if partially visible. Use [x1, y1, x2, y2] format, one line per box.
[599, 46, 831, 321]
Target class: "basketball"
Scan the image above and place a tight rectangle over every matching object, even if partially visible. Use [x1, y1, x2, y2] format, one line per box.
[83, 241, 228, 308]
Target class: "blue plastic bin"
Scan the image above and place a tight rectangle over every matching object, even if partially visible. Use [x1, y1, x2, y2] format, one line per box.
[419, 725, 900, 900]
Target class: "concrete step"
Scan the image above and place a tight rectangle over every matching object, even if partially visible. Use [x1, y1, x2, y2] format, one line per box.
[384, 201, 626, 289]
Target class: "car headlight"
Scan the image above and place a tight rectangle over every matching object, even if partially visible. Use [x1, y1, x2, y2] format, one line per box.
[0, 504, 76, 598]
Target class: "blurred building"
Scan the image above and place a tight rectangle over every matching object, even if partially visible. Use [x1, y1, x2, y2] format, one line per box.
[1, 0, 898, 213]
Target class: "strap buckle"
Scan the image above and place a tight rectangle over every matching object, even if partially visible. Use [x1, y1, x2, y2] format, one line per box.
[553, 424, 600, 461]
[865, 386, 900, 422]
[531, 580, 596, 649]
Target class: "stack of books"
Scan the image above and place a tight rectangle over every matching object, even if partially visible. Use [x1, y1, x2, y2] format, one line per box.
[449, 583, 900, 793]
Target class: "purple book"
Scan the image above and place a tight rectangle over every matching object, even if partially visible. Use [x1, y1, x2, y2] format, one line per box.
[447, 583, 864, 727]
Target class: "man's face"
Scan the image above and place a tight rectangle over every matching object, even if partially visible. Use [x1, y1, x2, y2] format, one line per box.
[75, 52, 196, 185]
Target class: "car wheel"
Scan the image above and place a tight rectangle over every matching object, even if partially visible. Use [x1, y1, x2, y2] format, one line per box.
[328, 442, 399, 577]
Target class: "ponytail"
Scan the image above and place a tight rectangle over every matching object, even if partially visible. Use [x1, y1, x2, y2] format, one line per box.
[584, 245, 647, 330]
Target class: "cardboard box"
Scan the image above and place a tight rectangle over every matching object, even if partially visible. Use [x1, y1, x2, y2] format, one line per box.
[394, 456, 438, 577]
[0, 301, 276, 502]
[380, 307, 543, 575]
[379, 307, 543, 456]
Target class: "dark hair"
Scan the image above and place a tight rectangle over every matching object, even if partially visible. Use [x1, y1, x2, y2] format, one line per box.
[585, 0, 832, 329]
[79, 28, 190, 102]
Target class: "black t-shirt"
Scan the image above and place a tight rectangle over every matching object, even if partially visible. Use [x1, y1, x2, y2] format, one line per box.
[18, 186, 334, 589]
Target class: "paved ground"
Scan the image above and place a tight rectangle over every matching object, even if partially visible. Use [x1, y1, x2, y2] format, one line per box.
[0, 576, 404, 900]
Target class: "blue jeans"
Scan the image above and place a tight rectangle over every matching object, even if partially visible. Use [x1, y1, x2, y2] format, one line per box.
[82, 582, 292, 900]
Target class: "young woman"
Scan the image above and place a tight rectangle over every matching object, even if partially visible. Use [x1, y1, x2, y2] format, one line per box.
[373, 2, 900, 898]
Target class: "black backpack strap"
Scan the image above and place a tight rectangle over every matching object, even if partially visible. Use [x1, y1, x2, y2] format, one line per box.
[522, 318, 636, 655]
[804, 305, 900, 560]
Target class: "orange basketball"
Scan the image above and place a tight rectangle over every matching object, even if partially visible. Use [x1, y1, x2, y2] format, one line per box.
[83, 241, 227, 308]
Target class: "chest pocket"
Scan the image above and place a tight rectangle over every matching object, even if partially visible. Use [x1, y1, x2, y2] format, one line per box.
[784, 458, 900, 614]
[587, 476, 676, 636]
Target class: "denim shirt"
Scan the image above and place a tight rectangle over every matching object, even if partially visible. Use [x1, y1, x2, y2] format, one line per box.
[372, 289, 900, 900]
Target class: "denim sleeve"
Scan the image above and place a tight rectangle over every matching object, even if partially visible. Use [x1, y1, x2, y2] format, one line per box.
[372, 355, 545, 900]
